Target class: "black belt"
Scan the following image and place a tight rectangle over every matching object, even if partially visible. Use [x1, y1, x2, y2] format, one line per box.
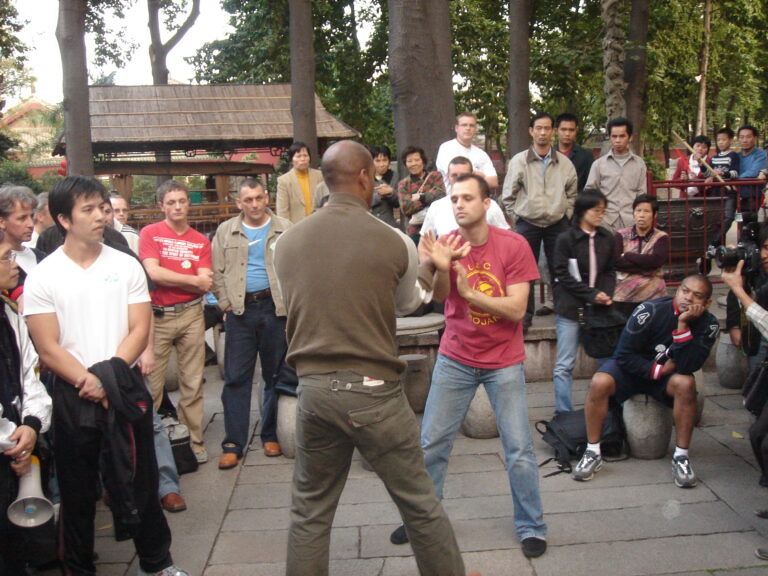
[155, 297, 202, 313]
[244, 288, 271, 303]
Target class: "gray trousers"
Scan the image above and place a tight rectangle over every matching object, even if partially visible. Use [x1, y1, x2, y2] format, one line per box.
[286, 372, 465, 576]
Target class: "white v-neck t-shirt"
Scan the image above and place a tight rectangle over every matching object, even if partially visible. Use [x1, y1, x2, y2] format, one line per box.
[24, 244, 150, 368]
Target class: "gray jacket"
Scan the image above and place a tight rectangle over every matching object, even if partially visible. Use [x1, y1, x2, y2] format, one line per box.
[212, 210, 291, 316]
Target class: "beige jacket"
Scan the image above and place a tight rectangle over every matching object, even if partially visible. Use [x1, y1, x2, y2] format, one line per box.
[501, 147, 577, 227]
[276, 167, 324, 224]
[211, 210, 291, 316]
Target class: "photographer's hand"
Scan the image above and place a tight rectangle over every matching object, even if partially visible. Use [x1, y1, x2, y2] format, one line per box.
[722, 261, 755, 310]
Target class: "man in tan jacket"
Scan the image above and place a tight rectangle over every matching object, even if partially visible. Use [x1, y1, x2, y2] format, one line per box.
[276, 141, 324, 224]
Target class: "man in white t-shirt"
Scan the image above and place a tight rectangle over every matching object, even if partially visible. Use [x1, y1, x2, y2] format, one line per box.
[435, 112, 499, 189]
[422, 156, 509, 239]
[24, 176, 188, 576]
[105, 193, 140, 254]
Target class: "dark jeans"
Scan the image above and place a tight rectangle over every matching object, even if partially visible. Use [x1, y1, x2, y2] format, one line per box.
[516, 216, 569, 320]
[221, 299, 287, 453]
[708, 195, 736, 247]
[53, 384, 172, 576]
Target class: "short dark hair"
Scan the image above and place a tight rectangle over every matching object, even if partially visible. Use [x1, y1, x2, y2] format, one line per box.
[682, 274, 713, 300]
[632, 193, 659, 215]
[239, 177, 265, 193]
[288, 141, 310, 161]
[448, 156, 472, 169]
[692, 135, 711, 149]
[156, 180, 189, 204]
[738, 125, 759, 139]
[759, 222, 768, 246]
[49, 176, 109, 235]
[369, 145, 392, 160]
[401, 145, 428, 168]
[530, 112, 554, 129]
[454, 173, 490, 199]
[555, 113, 579, 128]
[573, 188, 608, 224]
[716, 127, 734, 139]
[607, 116, 633, 136]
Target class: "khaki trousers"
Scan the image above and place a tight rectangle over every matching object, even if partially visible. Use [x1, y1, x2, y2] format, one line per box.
[286, 372, 465, 576]
[149, 304, 206, 448]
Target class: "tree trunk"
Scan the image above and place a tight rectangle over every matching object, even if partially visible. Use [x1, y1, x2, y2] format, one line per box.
[56, 0, 93, 176]
[289, 0, 318, 164]
[147, 0, 200, 183]
[601, 0, 626, 121]
[388, 0, 455, 171]
[506, 0, 533, 157]
[624, 0, 649, 154]
[695, 0, 712, 135]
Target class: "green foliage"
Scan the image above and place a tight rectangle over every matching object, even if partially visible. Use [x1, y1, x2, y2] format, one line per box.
[0, 159, 41, 192]
[85, 0, 140, 68]
[0, 129, 18, 159]
[188, 0, 391, 147]
[37, 170, 63, 193]
[0, 2, 29, 106]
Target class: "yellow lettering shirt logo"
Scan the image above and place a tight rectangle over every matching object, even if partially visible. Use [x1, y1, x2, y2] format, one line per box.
[465, 263, 503, 326]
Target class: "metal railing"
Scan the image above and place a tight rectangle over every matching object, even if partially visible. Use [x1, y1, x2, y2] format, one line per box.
[648, 175, 767, 284]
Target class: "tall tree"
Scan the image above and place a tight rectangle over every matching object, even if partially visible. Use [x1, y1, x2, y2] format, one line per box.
[57, 0, 93, 175]
[695, 0, 712, 135]
[388, 0, 455, 167]
[147, 0, 200, 85]
[624, 0, 650, 153]
[288, 0, 317, 162]
[506, 0, 533, 155]
[601, 0, 626, 120]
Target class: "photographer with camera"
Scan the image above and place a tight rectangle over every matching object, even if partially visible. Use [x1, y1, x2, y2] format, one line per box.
[722, 221, 768, 373]
[721, 226, 768, 562]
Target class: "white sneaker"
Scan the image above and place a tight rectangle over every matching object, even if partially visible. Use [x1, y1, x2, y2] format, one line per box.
[194, 447, 208, 464]
[137, 565, 190, 576]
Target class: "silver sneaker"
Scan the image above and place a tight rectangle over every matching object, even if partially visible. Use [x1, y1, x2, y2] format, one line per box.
[138, 565, 190, 576]
[671, 455, 697, 488]
[194, 447, 208, 464]
[573, 450, 602, 481]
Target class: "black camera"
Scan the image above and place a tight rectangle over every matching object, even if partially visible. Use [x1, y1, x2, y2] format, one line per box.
[712, 219, 761, 276]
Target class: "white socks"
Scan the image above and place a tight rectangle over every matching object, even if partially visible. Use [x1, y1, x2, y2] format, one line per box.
[674, 446, 689, 458]
[587, 442, 601, 456]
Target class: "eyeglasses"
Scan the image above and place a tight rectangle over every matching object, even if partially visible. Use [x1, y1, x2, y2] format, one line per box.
[0, 252, 16, 264]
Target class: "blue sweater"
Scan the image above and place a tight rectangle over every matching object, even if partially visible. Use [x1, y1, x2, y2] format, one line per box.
[738, 148, 767, 199]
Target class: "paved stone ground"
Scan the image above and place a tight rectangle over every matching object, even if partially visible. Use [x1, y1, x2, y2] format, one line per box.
[68, 360, 768, 576]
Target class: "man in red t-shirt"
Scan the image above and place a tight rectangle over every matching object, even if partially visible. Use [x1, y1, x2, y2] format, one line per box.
[390, 174, 548, 558]
[140, 180, 213, 464]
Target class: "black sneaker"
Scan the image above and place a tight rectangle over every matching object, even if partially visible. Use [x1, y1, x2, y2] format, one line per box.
[390, 524, 409, 545]
[521, 537, 547, 558]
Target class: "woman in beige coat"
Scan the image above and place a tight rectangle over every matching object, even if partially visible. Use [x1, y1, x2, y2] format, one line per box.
[276, 142, 324, 224]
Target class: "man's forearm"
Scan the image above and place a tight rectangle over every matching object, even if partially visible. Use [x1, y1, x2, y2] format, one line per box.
[145, 265, 202, 291]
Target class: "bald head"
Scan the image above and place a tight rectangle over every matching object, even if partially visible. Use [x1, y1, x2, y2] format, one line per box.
[321, 140, 374, 205]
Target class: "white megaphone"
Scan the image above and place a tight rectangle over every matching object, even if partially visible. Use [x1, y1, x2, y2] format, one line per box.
[7, 455, 54, 528]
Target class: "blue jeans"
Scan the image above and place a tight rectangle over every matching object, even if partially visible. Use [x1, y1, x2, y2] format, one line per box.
[152, 410, 180, 498]
[221, 299, 287, 454]
[553, 315, 581, 413]
[421, 354, 547, 540]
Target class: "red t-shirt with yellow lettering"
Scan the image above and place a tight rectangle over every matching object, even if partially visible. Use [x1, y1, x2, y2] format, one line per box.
[440, 226, 539, 369]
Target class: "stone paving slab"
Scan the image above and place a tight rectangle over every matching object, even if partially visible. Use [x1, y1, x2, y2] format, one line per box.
[210, 527, 359, 565]
[533, 532, 766, 576]
[380, 550, 535, 576]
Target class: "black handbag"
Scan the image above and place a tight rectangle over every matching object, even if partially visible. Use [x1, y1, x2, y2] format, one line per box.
[743, 359, 768, 416]
[578, 304, 627, 359]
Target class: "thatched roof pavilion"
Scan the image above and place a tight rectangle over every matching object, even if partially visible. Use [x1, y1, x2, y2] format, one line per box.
[54, 83, 359, 156]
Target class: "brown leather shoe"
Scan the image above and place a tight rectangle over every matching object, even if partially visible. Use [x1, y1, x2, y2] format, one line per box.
[263, 441, 282, 457]
[218, 452, 240, 470]
[160, 493, 187, 513]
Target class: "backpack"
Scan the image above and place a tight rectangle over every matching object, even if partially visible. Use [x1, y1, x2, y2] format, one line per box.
[536, 408, 626, 476]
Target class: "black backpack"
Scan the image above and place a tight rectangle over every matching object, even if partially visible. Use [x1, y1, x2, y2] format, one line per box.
[536, 408, 626, 476]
